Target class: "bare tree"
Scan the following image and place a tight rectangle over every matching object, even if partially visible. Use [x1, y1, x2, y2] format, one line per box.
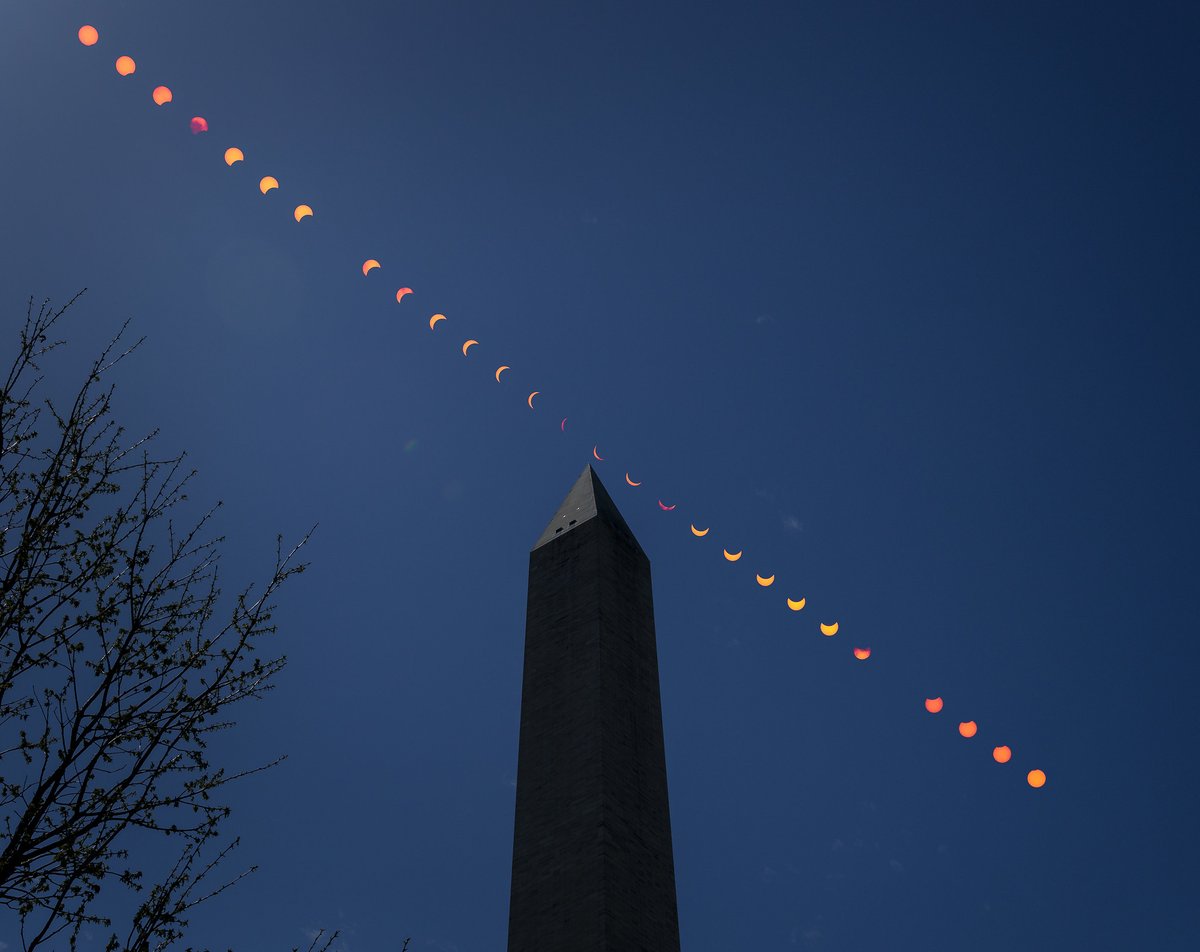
[0, 292, 314, 950]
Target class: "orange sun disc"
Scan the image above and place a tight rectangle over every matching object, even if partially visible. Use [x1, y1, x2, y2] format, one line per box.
[958, 721, 978, 738]
[78, 25, 99, 46]
[1027, 769, 1047, 788]
[853, 647, 871, 660]
[115, 55, 136, 76]
[462, 339, 478, 355]
[924, 697, 943, 713]
[293, 204, 313, 222]
[993, 746, 1012, 763]
[224, 147, 245, 166]
[152, 86, 173, 106]
[819, 622, 839, 636]
[259, 176, 279, 194]
[362, 259, 380, 276]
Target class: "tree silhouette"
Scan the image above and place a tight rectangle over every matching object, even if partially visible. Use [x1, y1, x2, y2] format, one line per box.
[0, 293, 323, 950]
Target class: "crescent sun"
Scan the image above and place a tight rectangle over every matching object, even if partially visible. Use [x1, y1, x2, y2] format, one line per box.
[625, 473, 641, 487]
[658, 500, 676, 511]
[690, 525, 709, 537]
[362, 258, 381, 276]
[786, 597, 806, 611]
[462, 339, 478, 355]
[429, 314, 447, 330]
[723, 549, 742, 562]
[527, 391, 539, 409]
[495, 365, 510, 382]
[820, 622, 839, 637]
[756, 574, 775, 587]
[396, 288, 413, 303]
[592, 446, 604, 461]
[561, 418, 567, 432]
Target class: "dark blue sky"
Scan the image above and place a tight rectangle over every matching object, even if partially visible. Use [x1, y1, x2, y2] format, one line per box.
[2, 1, 1198, 949]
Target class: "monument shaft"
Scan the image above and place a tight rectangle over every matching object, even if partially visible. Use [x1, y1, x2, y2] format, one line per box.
[507, 466, 681, 952]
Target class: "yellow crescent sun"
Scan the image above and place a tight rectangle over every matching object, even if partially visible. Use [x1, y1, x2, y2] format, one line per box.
[820, 622, 839, 637]
[690, 525, 709, 537]
[462, 339, 478, 355]
[756, 574, 775, 587]
[293, 204, 313, 222]
[527, 391, 539, 409]
[625, 473, 641, 487]
[429, 314, 447, 330]
[224, 147, 244, 166]
[259, 176, 279, 194]
[723, 549, 742, 562]
[362, 259, 381, 276]
[495, 365, 510, 382]
[786, 597, 806, 611]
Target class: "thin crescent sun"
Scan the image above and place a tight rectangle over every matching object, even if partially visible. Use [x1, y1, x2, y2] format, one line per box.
[495, 365, 510, 382]
[723, 549, 742, 562]
[561, 418, 567, 432]
[820, 622, 839, 637]
[690, 525, 709, 537]
[429, 314, 447, 330]
[396, 288, 413, 303]
[362, 259, 381, 276]
[593, 446, 604, 461]
[462, 339, 478, 355]
[625, 473, 641, 487]
[658, 500, 676, 511]
[756, 574, 775, 587]
[527, 391, 539, 409]
[786, 597, 806, 611]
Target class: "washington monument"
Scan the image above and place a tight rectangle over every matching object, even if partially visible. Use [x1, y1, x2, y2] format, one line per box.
[507, 465, 682, 951]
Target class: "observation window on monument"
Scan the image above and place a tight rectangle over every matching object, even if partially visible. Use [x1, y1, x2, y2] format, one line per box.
[569, 519, 577, 526]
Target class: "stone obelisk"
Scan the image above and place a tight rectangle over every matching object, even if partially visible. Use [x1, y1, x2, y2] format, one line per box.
[507, 465, 681, 951]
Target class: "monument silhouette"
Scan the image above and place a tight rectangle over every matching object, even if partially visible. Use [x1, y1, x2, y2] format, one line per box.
[507, 465, 681, 951]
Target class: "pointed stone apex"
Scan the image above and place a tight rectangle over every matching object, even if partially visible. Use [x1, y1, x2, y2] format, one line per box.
[532, 464, 639, 551]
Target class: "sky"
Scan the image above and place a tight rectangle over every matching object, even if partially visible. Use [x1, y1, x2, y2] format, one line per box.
[1, 1, 1198, 949]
